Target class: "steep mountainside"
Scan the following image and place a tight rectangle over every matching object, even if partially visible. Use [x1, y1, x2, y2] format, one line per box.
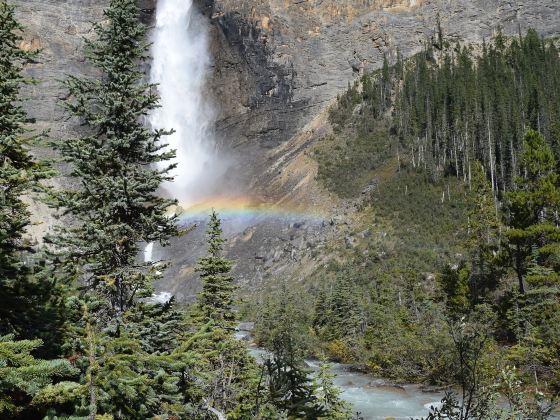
[15, 0, 560, 297]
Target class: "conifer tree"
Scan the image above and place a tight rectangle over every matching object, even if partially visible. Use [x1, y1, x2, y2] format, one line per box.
[315, 360, 352, 419]
[466, 162, 500, 301]
[257, 283, 324, 418]
[45, 1, 185, 417]
[195, 210, 237, 329]
[190, 211, 262, 418]
[49, 0, 178, 322]
[505, 130, 560, 294]
[0, 1, 38, 291]
[0, 335, 78, 418]
[0, 0, 67, 357]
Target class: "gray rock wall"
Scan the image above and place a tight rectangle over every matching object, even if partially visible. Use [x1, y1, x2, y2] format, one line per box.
[204, 0, 560, 151]
[15, 0, 560, 154]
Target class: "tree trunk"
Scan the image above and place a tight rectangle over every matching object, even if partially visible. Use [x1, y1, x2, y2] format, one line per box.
[516, 245, 526, 294]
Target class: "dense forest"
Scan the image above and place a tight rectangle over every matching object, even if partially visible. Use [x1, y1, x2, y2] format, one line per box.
[253, 25, 560, 419]
[2, 0, 560, 418]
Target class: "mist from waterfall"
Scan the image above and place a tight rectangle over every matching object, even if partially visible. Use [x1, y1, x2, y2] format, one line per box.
[149, 0, 226, 208]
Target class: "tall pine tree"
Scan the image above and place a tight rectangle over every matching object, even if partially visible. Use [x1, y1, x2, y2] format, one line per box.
[189, 211, 264, 418]
[48, 0, 178, 322]
[195, 210, 237, 329]
[505, 129, 560, 294]
[45, 1, 183, 417]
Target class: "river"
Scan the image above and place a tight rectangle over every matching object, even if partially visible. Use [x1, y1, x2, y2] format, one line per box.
[235, 329, 443, 419]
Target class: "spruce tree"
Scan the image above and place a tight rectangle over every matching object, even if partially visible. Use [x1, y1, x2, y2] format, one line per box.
[504, 130, 560, 362]
[505, 129, 560, 294]
[466, 162, 500, 301]
[256, 284, 324, 418]
[0, 0, 67, 357]
[48, 0, 178, 321]
[0, 1, 38, 290]
[0, 335, 78, 418]
[315, 360, 352, 419]
[189, 211, 262, 418]
[195, 210, 237, 329]
[45, 1, 183, 417]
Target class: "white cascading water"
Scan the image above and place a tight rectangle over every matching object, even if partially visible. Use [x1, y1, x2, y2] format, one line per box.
[149, 0, 223, 207]
[145, 0, 224, 263]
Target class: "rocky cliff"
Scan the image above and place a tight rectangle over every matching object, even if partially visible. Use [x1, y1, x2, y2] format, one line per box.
[14, 0, 560, 297]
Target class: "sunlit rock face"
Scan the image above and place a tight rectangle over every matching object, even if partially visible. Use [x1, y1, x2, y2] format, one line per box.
[13, 0, 560, 152]
[204, 0, 560, 151]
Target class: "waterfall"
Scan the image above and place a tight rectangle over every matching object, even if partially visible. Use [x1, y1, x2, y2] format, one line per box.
[149, 0, 222, 207]
[144, 241, 154, 263]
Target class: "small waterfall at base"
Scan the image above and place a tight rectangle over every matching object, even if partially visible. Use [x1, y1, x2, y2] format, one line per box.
[149, 0, 224, 207]
[144, 242, 154, 263]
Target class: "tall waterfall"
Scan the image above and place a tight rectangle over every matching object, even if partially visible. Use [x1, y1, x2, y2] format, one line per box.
[149, 0, 222, 208]
[145, 0, 220, 263]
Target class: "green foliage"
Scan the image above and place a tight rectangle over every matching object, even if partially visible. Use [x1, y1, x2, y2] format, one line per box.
[48, 0, 178, 320]
[313, 274, 364, 343]
[263, 355, 323, 419]
[255, 284, 327, 418]
[255, 283, 315, 360]
[315, 125, 393, 197]
[314, 360, 352, 419]
[465, 161, 501, 302]
[309, 28, 560, 404]
[505, 129, 560, 293]
[194, 210, 237, 329]
[0, 335, 78, 418]
[321, 30, 560, 198]
[0, 0, 66, 357]
[500, 131, 560, 393]
[438, 263, 471, 316]
[0, 0, 41, 284]
[187, 212, 264, 419]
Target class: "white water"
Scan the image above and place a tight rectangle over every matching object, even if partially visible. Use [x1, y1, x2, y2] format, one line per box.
[235, 330, 443, 419]
[144, 241, 154, 262]
[149, 0, 226, 207]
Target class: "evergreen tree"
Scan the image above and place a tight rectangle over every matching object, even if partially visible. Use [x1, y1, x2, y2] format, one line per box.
[194, 210, 237, 329]
[505, 129, 560, 294]
[256, 283, 324, 418]
[45, 1, 184, 417]
[0, 1, 38, 295]
[465, 162, 500, 301]
[504, 130, 560, 386]
[315, 360, 352, 419]
[0, 0, 67, 358]
[438, 262, 470, 316]
[0, 335, 78, 419]
[48, 0, 178, 322]
[189, 211, 263, 418]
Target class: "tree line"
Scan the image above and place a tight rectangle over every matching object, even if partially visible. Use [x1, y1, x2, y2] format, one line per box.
[333, 28, 560, 195]
[303, 25, 560, 418]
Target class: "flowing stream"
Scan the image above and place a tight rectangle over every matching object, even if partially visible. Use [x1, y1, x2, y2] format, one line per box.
[235, 329, 443, 420]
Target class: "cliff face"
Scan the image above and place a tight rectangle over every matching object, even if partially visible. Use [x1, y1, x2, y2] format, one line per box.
[15, 0, 560, 159]
[204, 0, 560, 150]
[13, 0, 560, 296]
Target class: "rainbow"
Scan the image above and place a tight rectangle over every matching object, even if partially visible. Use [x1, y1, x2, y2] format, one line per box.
[168, 195, 326, 224]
